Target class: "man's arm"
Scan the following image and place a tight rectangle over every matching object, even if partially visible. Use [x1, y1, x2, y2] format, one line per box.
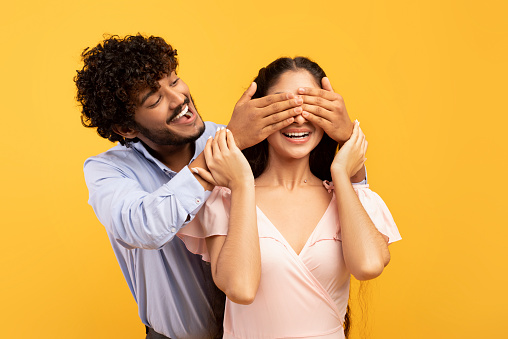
[84, 156, 208, 250]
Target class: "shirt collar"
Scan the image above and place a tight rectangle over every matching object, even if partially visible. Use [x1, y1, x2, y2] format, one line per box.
[130, 141, 199, 174]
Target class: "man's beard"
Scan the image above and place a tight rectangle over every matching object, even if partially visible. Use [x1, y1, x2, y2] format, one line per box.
[135, 96, 205, 146]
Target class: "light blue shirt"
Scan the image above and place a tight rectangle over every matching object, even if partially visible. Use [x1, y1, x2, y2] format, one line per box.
[84, 121, 224, 339]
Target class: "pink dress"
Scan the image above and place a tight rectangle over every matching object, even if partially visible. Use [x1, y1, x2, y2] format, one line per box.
[178, 182, 401, 339]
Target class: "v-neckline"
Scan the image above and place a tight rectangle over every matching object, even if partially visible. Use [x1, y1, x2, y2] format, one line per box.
[255, 193, 335, 257]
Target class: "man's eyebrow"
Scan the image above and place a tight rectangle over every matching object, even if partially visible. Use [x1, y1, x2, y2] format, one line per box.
[139, 90, 156, 106]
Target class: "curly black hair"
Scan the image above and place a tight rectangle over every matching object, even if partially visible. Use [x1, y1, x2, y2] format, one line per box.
[75, 34, 178, 145]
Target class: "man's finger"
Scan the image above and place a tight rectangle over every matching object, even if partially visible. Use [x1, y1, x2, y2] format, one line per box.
[297, 86, 340, 101]
[261, 116, 295, 135]
[235, 82, 257, 107]
[262, 107, 302, 125]
[300, 111, 333, 130]
[301, 103, 334, 119]
[321, 77, 334, 92]
[256, 92, 301, 112]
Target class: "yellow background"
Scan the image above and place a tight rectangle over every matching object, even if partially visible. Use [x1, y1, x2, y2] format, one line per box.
[1, 0, 506, 338]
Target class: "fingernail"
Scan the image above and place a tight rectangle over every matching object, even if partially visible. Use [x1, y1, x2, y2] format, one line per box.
[208, 136, 212, 139]
[216, 127, 220, 132]
[298, 88, 305, 93]
[302, 111, 308, 117]
[226, 128, 230, 132]
[295, 98, 303, 104]
[221, 127, 225, 130]
[294, 107, 302, 113]
[191, 167, 199, 174]
[287, 93, 295, 99]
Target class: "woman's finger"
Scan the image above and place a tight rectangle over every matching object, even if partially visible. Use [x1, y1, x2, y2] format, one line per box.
[356, 126, 365, 148]
[226, 129, 237, 150]
[191, 167, 217, 186]
[212, 127, 221, 156]
[203, 136, 213, 164]
[349, 120, 360, 144]
[362, 139, 368, 157]
[217, 127, 228, 152]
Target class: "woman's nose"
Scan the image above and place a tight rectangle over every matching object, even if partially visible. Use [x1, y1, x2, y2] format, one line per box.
[293, 114, 307, 124]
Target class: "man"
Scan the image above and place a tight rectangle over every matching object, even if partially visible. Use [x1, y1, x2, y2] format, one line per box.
[75, 34, 357, 338]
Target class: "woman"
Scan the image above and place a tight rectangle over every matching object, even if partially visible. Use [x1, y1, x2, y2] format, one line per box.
[179, 57, 401, 338]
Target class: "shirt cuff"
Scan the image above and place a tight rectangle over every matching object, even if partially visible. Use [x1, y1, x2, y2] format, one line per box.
[352, 166, 368, 185]
[163, 166, 210, 222]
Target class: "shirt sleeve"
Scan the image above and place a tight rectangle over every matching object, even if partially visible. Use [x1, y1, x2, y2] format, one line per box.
[177, 186, 231, 262]
[353, 184, 402, 244]
[84, 157, 210, 250]
[352, 166, 368, 185]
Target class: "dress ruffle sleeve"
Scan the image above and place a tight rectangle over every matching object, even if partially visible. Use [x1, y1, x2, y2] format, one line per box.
[177, 186, 231, 262]
[323, 181, 401, 244]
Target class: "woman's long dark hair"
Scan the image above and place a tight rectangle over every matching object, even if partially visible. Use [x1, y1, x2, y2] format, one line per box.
[242, 57, 351, 337]
[242, 57, 338, 181]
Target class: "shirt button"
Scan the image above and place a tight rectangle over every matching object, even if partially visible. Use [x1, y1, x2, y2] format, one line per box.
[196, 198, 201, 204]
[170, 227, 176, 233]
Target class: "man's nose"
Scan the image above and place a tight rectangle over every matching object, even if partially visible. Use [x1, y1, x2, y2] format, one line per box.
[165, 88, 186, 110]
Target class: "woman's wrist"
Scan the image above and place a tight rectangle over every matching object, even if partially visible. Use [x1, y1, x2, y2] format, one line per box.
[229, 177, 255, 192]
[331, 169, 351, 187]
[330, 164, 348, 179]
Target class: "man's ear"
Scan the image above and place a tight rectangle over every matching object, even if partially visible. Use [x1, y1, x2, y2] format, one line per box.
[112, 124, 139, 139]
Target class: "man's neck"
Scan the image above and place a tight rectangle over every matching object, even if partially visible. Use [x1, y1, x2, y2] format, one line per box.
[141, 140, 195, 172]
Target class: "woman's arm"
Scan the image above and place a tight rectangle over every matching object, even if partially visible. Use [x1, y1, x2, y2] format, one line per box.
[331, 122, 390, 281]
[194, 128, 260, 304]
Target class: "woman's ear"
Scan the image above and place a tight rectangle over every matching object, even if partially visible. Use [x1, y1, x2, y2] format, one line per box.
[112, 124, 139, 139]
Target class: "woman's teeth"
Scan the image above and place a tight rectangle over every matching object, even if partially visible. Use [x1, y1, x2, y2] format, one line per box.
[283, 132, 310, 138]
[171, 105, 192, 122]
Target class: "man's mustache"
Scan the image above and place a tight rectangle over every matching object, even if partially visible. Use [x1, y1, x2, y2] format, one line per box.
[167, 97, 190, 123]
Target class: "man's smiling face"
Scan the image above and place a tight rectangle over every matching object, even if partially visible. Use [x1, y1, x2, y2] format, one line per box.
[133, 71, 205, 146]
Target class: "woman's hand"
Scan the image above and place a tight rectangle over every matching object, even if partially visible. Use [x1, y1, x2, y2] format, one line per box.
[192, 127, 254, 189]
[331, 121, 367, 178]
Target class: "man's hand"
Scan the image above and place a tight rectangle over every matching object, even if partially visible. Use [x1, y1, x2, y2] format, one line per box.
[227, 82, 303, 150]
[299, 77, 354, 145]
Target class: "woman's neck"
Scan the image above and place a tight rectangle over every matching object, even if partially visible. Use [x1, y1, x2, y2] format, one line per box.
[255, 152, 321, 190]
